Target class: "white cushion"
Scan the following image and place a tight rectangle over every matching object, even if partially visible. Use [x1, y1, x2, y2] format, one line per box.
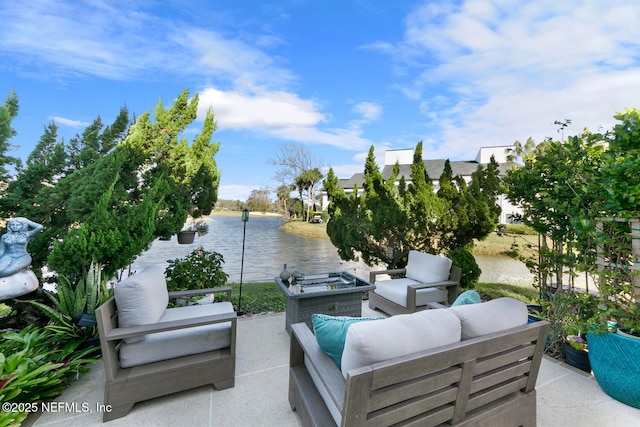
[114, 265, 169, 343]
[405, 250, 452, 283]
[118, 301, 234, 368]
[341, 308, 461, 378]
[450, 297, 528, 340]
[373, 278, 448, 308]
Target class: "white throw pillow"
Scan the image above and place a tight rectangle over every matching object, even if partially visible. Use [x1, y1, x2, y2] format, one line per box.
[114, 264, 169, 343]
[405, 250, 452, 283]
[340, 308, 461, 378]
[450, 297, 528, 340]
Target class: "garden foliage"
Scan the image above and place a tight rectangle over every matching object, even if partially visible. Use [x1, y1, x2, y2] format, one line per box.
[0, 89, 221, 282]
[0, 327, 99, 426]
[165, 247, 229, 292]
[323, 141, 502, 286]
[504, 108, 640, 337]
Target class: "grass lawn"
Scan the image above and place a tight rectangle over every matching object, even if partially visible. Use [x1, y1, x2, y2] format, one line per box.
[224, 280, 539, 315]
[212, 215, 541, 314]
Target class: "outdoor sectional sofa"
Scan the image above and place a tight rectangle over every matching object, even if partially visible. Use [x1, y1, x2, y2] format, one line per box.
[95, 264, 237, 422]
[288, 297, 550, 427]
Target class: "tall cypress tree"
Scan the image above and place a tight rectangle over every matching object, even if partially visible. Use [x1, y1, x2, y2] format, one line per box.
[0, 90, 20, 184]
[325, 141, 502, 277]
[46, 89, 221, 280]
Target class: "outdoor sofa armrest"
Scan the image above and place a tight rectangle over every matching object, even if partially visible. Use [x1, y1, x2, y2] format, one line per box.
[406, 280, 458, 290]
[407, 279, 460, 309]
[105, 311, 237, 342]
[169, 286, 232, 301]
[291, 322, 346, 415]
[369, 268, 406, 284]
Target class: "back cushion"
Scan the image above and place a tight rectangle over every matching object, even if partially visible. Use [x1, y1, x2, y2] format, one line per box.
[312, 314, 384, 370]
[115, 264, 169, 343]
[405, 251, 452, 283]
[341, 308, 461, 378]
[450, 297, 528, 340]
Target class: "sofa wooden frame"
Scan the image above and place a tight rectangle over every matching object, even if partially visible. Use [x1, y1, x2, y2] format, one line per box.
[368, 265, 462, 315]
[95, 287, 237, 422]
[289, 318, 550, 427]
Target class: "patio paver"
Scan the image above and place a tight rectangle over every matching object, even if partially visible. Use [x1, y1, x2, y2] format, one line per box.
[26, 304, 640, 427]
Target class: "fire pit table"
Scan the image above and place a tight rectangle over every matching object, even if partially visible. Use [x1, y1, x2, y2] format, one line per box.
[275, 271, 376, 333]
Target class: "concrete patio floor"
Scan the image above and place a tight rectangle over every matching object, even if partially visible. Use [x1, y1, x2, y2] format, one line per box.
[28, 303, 640, 427]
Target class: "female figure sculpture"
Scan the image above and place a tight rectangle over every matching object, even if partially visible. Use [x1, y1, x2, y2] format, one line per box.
[0, 217, 43, 277]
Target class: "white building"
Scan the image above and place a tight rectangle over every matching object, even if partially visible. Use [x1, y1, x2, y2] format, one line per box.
[321, 145, 523, 224]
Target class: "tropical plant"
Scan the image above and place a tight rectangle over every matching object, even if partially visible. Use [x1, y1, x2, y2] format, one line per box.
[31, 262, 110, 339]
[0, 327, 99, 425]
[165, 247, 229, 292]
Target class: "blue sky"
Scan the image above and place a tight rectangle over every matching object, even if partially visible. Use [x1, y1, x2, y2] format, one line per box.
[2, 1, 640, 201]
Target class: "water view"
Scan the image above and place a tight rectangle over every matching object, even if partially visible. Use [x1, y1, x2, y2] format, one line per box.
[131, 215, 535, 285]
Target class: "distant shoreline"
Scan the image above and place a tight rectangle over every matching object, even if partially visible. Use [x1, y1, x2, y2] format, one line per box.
[209, 211, 536, 258]
[209, 210, 283, 218]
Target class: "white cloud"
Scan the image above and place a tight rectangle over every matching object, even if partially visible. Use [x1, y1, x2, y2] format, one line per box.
[51, 116, 90, 128]
[382, 0, 640, 159]
[327, 145, 389, 179]
[352, 102, 382, 121]
[218, 184, 254, 201]
[198, 87, 374, 150]
[198, 88, 324, 129]
[0, 1, 378, 154]
[0, 0, 296, 88]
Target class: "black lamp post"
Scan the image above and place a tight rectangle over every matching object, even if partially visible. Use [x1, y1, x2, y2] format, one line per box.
[238, 208, 249, 316]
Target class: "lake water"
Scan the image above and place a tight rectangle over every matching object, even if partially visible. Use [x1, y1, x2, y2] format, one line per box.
[131, 215, 536, 285]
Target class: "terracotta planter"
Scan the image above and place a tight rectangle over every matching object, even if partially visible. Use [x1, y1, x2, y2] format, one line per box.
[177, 230, 196, 244]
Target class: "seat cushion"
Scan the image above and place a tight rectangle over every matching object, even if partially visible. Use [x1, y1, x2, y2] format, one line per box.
[114, 264, 169, 343]
[118, 301, 234, 368]
[374, 278, 449, 308]
[312, 314, 383, 369]
[405, 251, 452, 283]
[341, 308, 461, 378]
[450, 297, 528, 340]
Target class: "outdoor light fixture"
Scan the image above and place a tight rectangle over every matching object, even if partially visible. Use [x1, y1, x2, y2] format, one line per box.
[238, 208, 249, 316]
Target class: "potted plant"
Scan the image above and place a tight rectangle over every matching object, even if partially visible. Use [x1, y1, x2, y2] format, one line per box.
[586, 218, 640, 409]
[165, 247, 229, 305]
[177, 217, 209, 244]
[563, 333, 590, 373]
[558, 291, 598, 373]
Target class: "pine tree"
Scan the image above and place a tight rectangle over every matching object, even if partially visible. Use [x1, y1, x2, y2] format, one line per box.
[324, 141, 502, 280]
[0, 90, 20, 184]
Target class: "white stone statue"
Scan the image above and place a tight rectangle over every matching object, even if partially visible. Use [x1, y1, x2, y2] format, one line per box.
[0, 217, 43, 300]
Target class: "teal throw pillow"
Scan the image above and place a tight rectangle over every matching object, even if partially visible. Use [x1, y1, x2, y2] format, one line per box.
[312, 314, 383, 369]
[452, 290, 481, 306]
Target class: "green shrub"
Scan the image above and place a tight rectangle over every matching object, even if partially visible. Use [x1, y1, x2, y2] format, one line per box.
[447, 247, 481, 289]
[165, 247, 229, 292]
